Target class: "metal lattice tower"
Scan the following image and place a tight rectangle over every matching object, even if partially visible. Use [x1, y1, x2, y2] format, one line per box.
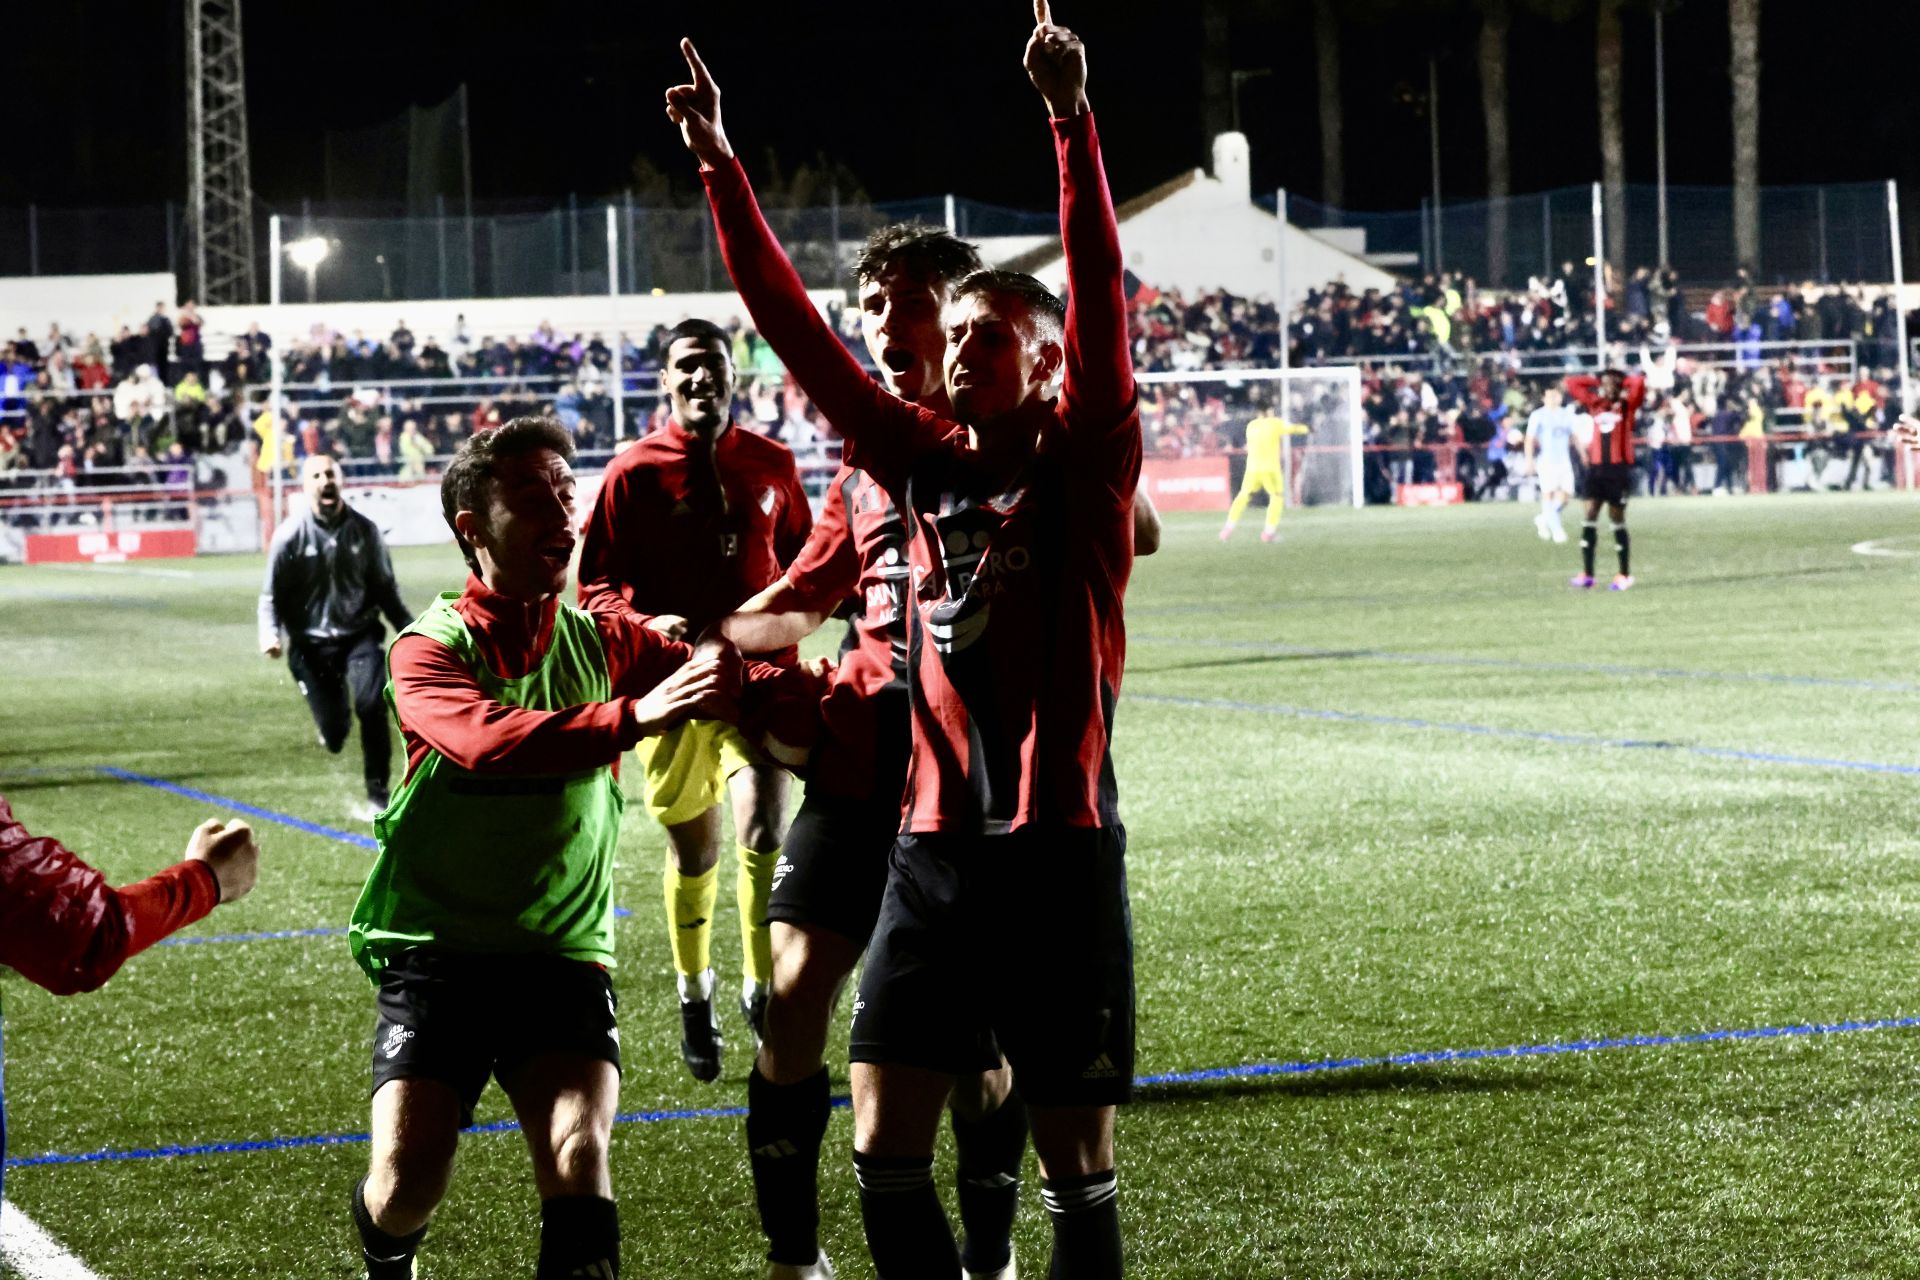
[186, 0, 257, 305]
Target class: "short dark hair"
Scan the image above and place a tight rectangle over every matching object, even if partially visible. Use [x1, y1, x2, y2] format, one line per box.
[951, 270, 1067, 345]
[854, 222, 982, 289]
[441, 415, 575, 571]
[665, 318, 731, 353]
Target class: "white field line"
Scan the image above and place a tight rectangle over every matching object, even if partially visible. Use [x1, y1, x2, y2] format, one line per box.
[0, 1200, 105, 1280]
[35, 564, 196, 580]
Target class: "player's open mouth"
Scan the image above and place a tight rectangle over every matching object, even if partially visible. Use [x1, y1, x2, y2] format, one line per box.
[541, 539, 574, 565]
[882, 348, 915, 374]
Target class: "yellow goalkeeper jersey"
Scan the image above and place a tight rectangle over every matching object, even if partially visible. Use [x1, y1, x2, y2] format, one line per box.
[1245, 417, 1309, 472]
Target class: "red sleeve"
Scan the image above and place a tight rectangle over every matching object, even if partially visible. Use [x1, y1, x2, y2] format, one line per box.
[784, 477, 859, 611]
[776, 461, 813, 567]
[1054, 112, 1137, 439]
[1625, 374, 1648, 419]
[592, 609, 695, 700]
[0, 797, 220, 995]
[1563, 375, 1600, 411]
[701, 156, 949, 489]
[576, 460, 656, 628]
[391, 634, 645, 774]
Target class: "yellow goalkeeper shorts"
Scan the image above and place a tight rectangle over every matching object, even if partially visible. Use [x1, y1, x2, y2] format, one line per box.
[636, 720, 766, 827]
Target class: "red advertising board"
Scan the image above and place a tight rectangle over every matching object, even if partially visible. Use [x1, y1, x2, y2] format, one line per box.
[1142, 456, 1232, 512]
[25, 529, 198, 565]
[1394, 482, 1465, 507]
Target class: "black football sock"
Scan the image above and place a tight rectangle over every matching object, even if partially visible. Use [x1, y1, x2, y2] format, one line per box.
[952, 1092, 1028, 1274]
[352, 1177, 426, 1280]
[1581, 521, 1598, 577]
[1614, 525, 1630, 576]
[1042, 1169, 1123, 1280]
[747, 1065, 832, 1266]
[536, 1194, 620, 1280]
[854, 1151, 959, 1278]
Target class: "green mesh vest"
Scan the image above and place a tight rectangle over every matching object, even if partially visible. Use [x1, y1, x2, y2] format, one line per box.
[348, 592, 625, 981]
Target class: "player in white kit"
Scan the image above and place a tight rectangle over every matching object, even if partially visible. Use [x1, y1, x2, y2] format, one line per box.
[1524, 386, 1582, 543]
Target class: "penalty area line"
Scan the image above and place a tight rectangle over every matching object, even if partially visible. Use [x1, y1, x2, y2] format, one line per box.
[0, 1200, 105, 1280]
[8, 1011, 1918, 1172]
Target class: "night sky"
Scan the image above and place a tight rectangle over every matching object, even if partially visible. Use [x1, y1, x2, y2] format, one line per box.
[14, 0, 1920, 217]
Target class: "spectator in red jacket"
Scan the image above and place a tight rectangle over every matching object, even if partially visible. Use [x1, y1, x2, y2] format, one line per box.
[0, 796, 260, 1200]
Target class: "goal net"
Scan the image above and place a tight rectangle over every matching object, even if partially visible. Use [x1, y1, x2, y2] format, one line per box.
[1135, 366, 1365, 510]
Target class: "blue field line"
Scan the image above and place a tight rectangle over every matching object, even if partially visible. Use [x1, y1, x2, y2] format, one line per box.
[1130, 634, 1920, 694]
[96, 767, 379, 849]
[8, 1013, 1917, 1171]
[157, 926, 350, 947]
[1129, 693, 1920, 777]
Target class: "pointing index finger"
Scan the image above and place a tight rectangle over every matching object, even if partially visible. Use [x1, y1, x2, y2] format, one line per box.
[1034, 0, 1052, 27]
[680, 37, 713, 89]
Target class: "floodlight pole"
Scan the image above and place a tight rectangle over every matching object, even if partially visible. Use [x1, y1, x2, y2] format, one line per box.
[268, 213, 285, 532]
[1592, 181, 1606, 367]
[607, 205, 625, 440]
[1276, 186, 1292, 501]
[1654, 7, 1670, 269]
[1891, 180, 1913, 415]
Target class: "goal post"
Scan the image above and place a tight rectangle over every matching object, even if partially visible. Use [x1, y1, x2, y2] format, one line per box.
[1134, 365, 1366, 510]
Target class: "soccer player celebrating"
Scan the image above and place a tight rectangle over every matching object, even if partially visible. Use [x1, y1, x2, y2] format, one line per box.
[577, 322, 812, 1082]
[346, 416, 760, 1280]
[1522, 384, 1581, 543]
[1220, 402, 1307, 543]
[1563, 367, 1646, 590]
[259, 453, 412, 818]
[673, 5, 1137, 1274]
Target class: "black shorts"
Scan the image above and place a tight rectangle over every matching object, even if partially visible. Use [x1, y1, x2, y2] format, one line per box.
[370, 949, 621, 1127]
[767, 791, 900, 946]
[850, 826, 1135, 1108]
[1583, 462, 1635, 506]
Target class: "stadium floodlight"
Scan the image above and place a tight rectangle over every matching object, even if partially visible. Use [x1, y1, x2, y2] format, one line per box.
[285, 237, 330, 269]
[285, 236, 331, 303]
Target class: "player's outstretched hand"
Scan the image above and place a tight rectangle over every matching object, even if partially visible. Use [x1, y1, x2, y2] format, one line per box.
[1891, 415, 1920, 450]
[185, 818, 259, 905]
[666, 38, 734, 166]
[262, 639, 282, 659]
[632, 638, 742, 736]
[1024, 1, 1089, 118]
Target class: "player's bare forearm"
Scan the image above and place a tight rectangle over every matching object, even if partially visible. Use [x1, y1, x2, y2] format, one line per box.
[718, 577, 828, 653]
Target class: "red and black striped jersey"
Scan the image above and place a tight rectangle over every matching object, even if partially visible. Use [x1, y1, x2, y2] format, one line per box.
[782, 464, 913, 804]
[1564, 373, 1647, 466]
[706, 113, 1138, 834]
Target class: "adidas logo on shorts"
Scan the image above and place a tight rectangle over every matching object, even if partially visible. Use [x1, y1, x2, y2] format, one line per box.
[1081, 1052, 1118, 1080]
[771, 855, 793, 890]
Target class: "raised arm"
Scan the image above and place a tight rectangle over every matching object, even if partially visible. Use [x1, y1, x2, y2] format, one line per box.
[1028, 5, 1135, 433]
[1563, 375, 1600, 412]
[668, 38, 947, 487]
[0, 799, 254, 995]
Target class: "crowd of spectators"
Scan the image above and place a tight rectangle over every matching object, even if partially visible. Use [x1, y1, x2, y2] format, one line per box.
[2, 269, 1911, 512]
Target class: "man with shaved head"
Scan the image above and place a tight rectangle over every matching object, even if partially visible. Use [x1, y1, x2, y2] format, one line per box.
[259, 452, 413, 818]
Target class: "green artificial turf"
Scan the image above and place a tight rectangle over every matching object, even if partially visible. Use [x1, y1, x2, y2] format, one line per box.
[4, 491, 1920, 1277]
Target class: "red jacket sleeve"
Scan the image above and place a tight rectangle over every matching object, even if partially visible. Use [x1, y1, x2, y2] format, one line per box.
[776, 460, 813, 567]
[701, 156, 950, 490]
[576, 460, 657, 628]
[1054, 112, 1137, 443]
[593, 609, 696, 699]
[784, 477, 859, 611]
[1625, 374, 1648, 419]
[0, 797, 221, 995]
[390, 634, 650, 774]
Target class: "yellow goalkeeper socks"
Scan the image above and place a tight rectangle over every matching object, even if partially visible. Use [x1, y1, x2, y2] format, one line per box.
[665, 860, 719, 979]
[737, 845, 779, 986]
